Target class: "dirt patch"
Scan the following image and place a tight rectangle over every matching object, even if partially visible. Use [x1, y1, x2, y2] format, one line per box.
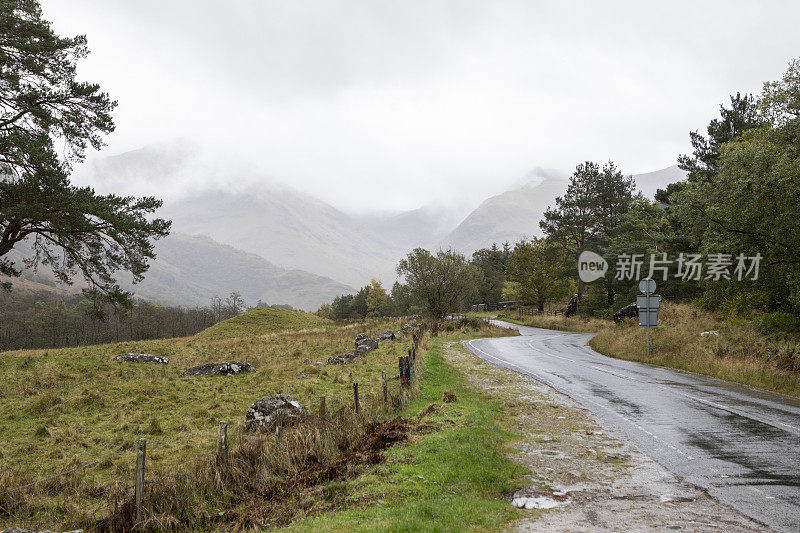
[443, 342, 767, 532]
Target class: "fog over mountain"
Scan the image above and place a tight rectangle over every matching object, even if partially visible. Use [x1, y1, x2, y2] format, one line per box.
[66, 143, 684, 305]
[42, 0, 798, 213]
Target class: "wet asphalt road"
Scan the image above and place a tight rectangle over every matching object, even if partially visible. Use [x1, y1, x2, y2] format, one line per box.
[464, 321, 800, 532]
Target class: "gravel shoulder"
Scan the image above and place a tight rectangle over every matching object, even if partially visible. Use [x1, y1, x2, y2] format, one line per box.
[443, 341, 768, 532]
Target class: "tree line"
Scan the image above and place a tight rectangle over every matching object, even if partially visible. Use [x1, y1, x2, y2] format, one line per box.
[0, 290, 254, 351]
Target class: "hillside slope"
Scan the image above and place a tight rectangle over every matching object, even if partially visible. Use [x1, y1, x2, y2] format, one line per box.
[125, 233, 354, 310]
[439, 177, 567, 253]
[159, 188, 404, 288]
[440, 165, 686, 254]
[6, 233, 354, 311]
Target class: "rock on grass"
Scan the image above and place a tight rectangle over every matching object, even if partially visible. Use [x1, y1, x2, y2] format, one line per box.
[114, 353, 169, 364]
[182, 361, 256, 376]
[245, 394, 306, 430]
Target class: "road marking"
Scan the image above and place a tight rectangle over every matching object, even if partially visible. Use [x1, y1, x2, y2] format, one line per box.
[465, 339, 696, 461]
[525, 339, 644, 383]
[475, 324, 789, 503]
[523, 333, 800, 436]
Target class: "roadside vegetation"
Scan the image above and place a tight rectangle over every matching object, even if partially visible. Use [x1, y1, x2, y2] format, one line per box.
[488, 302, 800, 397]
[277, 329, 524, 533]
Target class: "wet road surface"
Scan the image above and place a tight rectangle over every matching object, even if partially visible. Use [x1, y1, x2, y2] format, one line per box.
[464, 321, 800, 532]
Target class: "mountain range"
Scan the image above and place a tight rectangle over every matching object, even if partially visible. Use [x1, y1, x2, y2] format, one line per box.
[31, 143, 686, 310]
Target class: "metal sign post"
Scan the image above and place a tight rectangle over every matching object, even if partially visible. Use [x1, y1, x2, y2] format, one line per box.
[637, 278, 660, 355]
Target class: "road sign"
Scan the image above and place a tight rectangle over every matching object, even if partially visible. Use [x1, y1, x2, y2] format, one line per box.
[639, 309, 659, 328]
[639, 278, 657, 294]
[636, 294, 661, 310]
[637, 279, 661, 355]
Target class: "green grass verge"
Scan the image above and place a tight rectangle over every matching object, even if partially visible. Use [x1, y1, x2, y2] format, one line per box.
[276, 335, 525, 533]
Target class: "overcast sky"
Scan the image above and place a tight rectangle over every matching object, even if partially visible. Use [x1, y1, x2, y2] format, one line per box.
[40, 0, 800, 212]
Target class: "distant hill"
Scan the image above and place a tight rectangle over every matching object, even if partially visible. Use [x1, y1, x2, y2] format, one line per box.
[125, 233, 354, 310]
[159, 188, 406, 288]
[439, 165, 686, 255]
[439, 177, 567, 253]
[632, 164, 687, 199]
[6, 233, 353, 311]
[352, 204, 463, 252]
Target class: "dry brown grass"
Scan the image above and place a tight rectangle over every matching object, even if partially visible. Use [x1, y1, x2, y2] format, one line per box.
[509, 302, 800, 397]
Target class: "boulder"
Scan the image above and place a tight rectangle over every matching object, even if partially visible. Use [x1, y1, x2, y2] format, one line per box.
[613, 303, 638, 324]
[182, 361, 255, 376]
[114, 353, 169, 365]
[377, 330, 395, 342]
[401, 322, 417, 333]
[327, 351, 359, 365]
[245, 394, 305, 430]
[355, 344, 378, 356]
[355, 336, 378, 352]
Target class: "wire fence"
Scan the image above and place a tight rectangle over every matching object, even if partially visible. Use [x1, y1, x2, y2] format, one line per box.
[0, 324, 427, 532]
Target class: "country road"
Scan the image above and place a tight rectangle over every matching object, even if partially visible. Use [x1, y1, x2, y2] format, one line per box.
[464, 320, 800, 532]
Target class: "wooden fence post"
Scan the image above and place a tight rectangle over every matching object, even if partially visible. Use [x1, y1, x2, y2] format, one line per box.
[319, 396, 326, 420]
[381, 371, 388, 403]
[276, 413, 284, 445]
[353, 382, 360, 413]
[398, 356, 405, 386]
[218, 422, 228, 472]
[134, 438, 146, 526]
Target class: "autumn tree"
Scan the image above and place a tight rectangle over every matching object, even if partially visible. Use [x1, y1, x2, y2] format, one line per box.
[365, 278, 392, 317]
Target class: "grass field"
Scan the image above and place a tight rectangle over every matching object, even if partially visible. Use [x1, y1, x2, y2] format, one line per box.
[483, 303, 800, 398]
[0, 310, 526, 531]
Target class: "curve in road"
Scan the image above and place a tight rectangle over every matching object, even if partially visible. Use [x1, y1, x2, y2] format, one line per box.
[464, 320, 800, 532]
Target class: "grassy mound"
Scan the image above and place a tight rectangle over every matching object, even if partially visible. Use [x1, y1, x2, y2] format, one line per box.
[194, 308, 332, 340]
